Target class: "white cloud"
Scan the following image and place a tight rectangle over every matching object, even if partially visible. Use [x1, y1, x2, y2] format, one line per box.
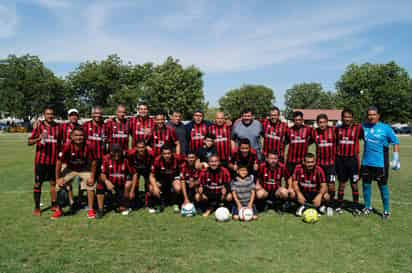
[0, 4, 18, 38]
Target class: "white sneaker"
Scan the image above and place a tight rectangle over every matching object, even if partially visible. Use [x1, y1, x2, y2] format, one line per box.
[121, 208, 131, 216]
[296, 205, 305, 217]
[148, 207, 156, 214]
[319, 205, 327, 214]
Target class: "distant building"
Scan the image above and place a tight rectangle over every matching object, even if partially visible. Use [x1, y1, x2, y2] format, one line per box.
[292, 109, 343, 127]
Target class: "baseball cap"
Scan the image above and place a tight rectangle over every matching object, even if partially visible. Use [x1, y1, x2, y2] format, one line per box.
[68, 108, 79, 115]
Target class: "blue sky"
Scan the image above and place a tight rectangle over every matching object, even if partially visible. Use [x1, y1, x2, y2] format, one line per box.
[1, 0, 412, 108]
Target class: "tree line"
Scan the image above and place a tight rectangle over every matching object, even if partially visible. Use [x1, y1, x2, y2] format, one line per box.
[1, 54, 411, 123]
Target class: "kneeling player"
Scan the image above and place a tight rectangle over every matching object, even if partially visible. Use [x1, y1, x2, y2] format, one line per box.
[54, 127, 96, 219]
[148, 144, 183, 213]
[231, 165, 258, 221]
[96, 144, 137, 218]
[255, 152, 294, 211]
[180, 152, 200, 205]
[196, 155, 232, 217]
[292, 153, 330, 216]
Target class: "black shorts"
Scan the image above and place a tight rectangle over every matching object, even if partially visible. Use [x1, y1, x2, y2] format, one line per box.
[303, 191, 318, 203]
[35, 164, 56, 183]
[96, 180, 125, 194]
[335, 156, 359, 183]
[204, 188, 224, 205]
[361, 147, 389, 184]
[185, 185, 197, 201]
[286, 162, 299, 176]
[319, 165, 336, 184]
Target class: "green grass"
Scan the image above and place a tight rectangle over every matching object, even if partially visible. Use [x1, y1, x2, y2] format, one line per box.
[0, 133, 411, 273]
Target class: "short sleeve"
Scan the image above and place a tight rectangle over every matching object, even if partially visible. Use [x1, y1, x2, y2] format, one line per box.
[30, 126, 40, 140]
[385, 125, 399, 145]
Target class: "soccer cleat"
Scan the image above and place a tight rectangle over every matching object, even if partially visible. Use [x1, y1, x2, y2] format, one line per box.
[121, 208, 131, 216]
[51, 206, 58, 212]
[335, 207, 344, 215]
[148, 207, 157, 214]
[173, 204, 180, 213]
[33, 208, 41, 216]
[382, 211, 391, 221]
[51, 209, 62, 219]
[96, 210, 104, 219]
[87, 209, 96, 219]
[319, 205, 327, 214]
[296, 205, 306, 217]
[352, 207, 362, 216]
[362, 207, 372, 216]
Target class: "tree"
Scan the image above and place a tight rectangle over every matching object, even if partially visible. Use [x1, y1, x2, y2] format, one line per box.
[0, 54, 65, 120]
[284, 82, 335, 118]
[336, 62, 412, 122]
[142, 57, 205, 119]
[219, 84, 275, 119]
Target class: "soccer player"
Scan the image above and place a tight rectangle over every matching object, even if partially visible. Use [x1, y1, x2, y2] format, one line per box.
[231, 165, 258, 221]
[54, 127, 97, 219]
[196, 155, 232, 217]
[292, 153, 330, 216]
[311, 114, 337, 208]
[167, 110, 188, 155]
[60, 108, 81, 145]
[127, 140, 154, 207]
[232, 109, 263, 160]
[148, 144, 183, 213]
[335, 108, 364, 214]
[147, 113, 180, 156]
[228, 138, 259, 175]
[208, 112, 235, 166]
[261, 107, 289, 161]
[105, 104, 130, 153]
[97, 144, 137, 218]
[180, 152, 200, 205]
[361, 106, 400, 220]
[128, 102, 155, 147]
[28, 106, 59, 216]
[185, 109, 210, 154]
[285, 111, 313, 175]
[255, 152, 294, 210]
[82, 106, 106, 160]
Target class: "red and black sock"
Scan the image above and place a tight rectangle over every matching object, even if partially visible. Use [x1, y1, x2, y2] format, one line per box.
[33, 184, 41, 209]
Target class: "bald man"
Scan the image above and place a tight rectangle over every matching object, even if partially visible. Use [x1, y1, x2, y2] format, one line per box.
[208, 112, 235, 167]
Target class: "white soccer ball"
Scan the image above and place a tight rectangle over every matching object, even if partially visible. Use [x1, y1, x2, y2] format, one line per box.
[181, 203, 196, 217]
[215, 207, 231, 222]
[239, 207, 254, 222]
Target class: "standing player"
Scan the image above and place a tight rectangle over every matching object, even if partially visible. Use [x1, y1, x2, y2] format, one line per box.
[292, 153, 330, 216]
[97, 144, 137, 218]
[128, 102, 155, 147]
[83, 106, 106, 160]
[361, 106, 400, 220]
[335, 109, 363, 214]
[180, 152, 200, 205]
[148, 145, 183, 213]
[60, 108, 81, 145]
[261, 107, 289, 161]
[311, 114, 337, 208]
[255, 152, 294, 210]
[285, 111, 313, 175]
[196, 155, 232, 217]
[147, 113, 180, 156]
[208, 112, 234, 166]
[106, 104, 130, 153]
[54, 128, 97, 219]
[28, 106, 60, 216]
[167, 110, 188, 155]
[185, 110, 210, 154]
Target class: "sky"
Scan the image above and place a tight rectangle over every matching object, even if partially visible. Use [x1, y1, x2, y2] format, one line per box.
[1, 0, 412, 108]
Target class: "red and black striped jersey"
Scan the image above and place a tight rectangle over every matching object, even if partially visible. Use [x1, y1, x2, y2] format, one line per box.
[59, 122, 80, 145]
[127, 148, 154, 175]
[128, 116, 155, 147]
[147, 126, 177, 156]
[180, 162, 199, 184]
[188, 122, 209, 154]
[286, 125, 313, 164]
[312, 127, 336, 166]
[105, 118, 129, 152]
[335, 124, 363, 157]
[82, 120, 106, 160]
[230, 148, 258, 171]
[292, 164, 325, 193]
[151, 154, 183, 181]
[101, 157, 135, 186]
[258, 162, 290, 192]
[261, 119, 289, 159]
[208, 124, 232, 161]
[58, 143, 94, 171]
[29, 121, 60, 165]
[199, 167, 231, 194]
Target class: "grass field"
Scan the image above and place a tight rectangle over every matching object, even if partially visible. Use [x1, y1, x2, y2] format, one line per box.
[0, 133, 411, 273]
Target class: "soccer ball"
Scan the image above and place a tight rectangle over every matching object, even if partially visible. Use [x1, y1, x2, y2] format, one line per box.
[181, 203, 196, 217]
[303, 208, 319, 224]
[215, 207, 231, 222]
[239, 207, 254, 221]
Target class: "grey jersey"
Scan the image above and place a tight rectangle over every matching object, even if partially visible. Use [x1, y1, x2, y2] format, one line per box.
[232, 120, 263, 159]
